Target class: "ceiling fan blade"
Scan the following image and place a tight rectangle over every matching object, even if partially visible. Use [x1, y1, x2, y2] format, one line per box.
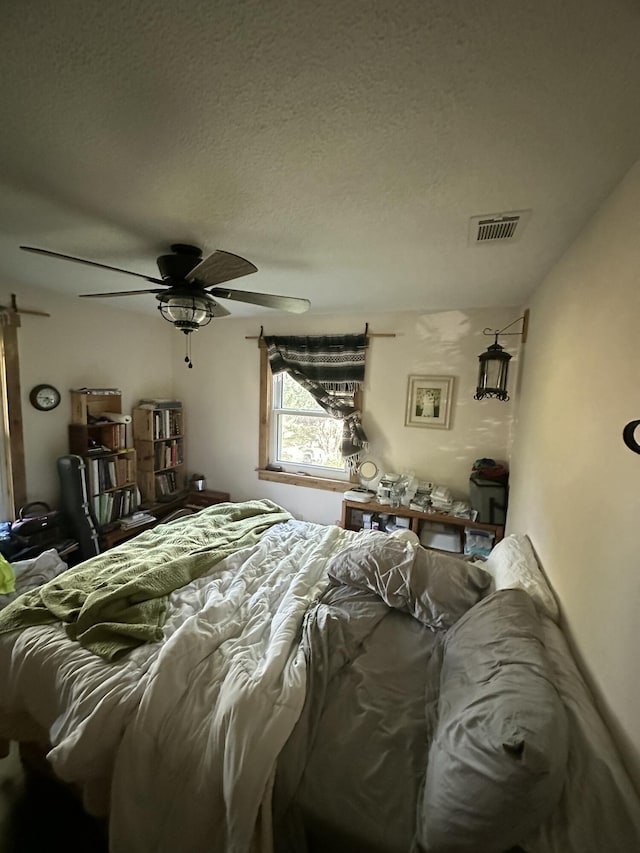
[209, 286, 310, 313]
[210, 301, 231, 318]
[187, 250, 258, 287]
[79, 289, 165, 298]
[20, 246, 165, 285]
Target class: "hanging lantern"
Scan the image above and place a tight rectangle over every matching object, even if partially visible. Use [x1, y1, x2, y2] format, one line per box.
[473, 310, 529, 402]
[474, 336, 512, 401]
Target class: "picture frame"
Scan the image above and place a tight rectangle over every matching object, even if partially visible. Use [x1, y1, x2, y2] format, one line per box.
[405, 375, 454, 429]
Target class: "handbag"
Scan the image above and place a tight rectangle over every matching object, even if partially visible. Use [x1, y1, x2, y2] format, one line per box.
[11, 502, 66, 550]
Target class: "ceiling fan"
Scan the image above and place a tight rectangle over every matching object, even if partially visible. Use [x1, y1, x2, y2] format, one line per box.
[20, 243, 311, 366]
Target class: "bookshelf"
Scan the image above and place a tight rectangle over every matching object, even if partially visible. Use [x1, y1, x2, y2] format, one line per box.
[69, 389, 139, 528]
[133, 401, 185, 502]
[341, 497, 504, 555]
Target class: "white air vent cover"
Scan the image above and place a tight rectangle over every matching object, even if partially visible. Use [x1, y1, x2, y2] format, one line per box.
[469, 210, 531, 246]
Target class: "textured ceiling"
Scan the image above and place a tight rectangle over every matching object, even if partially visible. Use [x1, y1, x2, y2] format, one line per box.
[1, 0, 640, 318]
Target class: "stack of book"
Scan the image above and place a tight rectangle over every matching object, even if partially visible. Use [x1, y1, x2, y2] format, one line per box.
[89, 453, 135, 492]
[138, 398, 182, 409]
[93, 487, 138, 526]
[155, 470, 180, 496]
[154, 439, 184, 469]
[119, 511, 156, 530]
[73, 387, 122, 395]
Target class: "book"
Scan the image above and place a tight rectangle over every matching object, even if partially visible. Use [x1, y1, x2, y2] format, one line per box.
[120, 513, 156, 530]
[72, 387, 122, 395]
[90, 458, 99, 495]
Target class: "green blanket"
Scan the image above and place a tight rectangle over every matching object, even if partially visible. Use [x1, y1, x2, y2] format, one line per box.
[0, 499, 291, 660]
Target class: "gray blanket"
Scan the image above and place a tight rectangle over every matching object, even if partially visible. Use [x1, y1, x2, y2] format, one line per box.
[274, 582, 444, 853]
[274, 542, 567, 853]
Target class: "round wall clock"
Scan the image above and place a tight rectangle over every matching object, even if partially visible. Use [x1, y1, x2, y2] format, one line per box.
[29, 384, 61, 411]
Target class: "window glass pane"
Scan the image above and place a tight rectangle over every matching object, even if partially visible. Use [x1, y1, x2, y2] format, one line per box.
[277, 413, 345, 469]
[281, 373, 323, 412]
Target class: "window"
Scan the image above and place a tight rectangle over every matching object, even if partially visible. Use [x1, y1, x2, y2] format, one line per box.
[258, 345, 358, 492]
[272, 372, 348, 477]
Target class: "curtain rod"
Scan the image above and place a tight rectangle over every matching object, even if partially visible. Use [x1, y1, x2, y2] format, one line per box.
[245, 323, 396, 341]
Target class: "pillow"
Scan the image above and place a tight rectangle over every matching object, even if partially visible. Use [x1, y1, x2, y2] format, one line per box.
[326, 533, 491, 630]
[483, 533, 560, 623]
[418, 589, 568, 853]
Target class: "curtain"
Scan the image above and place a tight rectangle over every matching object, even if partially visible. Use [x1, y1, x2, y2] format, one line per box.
[263, 333, 369, 471]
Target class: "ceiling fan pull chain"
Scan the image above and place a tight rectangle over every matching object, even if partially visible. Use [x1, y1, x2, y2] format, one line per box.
[185, 332, 193, 368]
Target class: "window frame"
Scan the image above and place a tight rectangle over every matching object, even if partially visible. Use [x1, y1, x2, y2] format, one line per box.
[257, 342, 358, 492]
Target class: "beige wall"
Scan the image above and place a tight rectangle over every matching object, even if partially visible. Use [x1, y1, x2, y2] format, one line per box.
[7, 283, 175, 507]
[508, 158, 640, 789]
[10, 285, 517, 522]
[176, 306, 518, 524]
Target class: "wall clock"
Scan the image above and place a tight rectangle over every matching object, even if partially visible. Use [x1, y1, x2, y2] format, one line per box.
[29, 384, 61, 411]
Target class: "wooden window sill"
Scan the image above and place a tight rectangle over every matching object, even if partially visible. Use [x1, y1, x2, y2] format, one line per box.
[257, 468, 350, 493]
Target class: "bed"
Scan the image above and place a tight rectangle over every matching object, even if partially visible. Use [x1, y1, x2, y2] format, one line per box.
[0, 499, 638, 853]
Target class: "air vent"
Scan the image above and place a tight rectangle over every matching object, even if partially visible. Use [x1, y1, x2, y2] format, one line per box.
[469, 210, 531, 246]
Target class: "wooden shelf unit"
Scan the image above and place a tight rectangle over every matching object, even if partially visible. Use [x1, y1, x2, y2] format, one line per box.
[69, 390, 138, 528]
[341, 497, 504, 555]
[133, 404, 185, 502]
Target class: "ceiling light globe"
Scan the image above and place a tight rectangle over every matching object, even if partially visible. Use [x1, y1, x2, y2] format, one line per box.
[157, 291, 215, 332]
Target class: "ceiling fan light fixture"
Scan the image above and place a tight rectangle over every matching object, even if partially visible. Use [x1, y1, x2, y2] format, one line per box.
[157, 290, 216, 333]
[20, 241, 310, 369]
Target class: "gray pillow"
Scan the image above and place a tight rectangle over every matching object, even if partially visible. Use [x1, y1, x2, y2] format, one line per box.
[418, 589, 568, 853]
[326, 533, 491, 630]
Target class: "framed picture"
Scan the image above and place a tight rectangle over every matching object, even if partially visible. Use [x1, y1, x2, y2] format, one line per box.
[405, 375, 454, 429]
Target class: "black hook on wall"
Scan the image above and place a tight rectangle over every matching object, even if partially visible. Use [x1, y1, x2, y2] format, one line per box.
[623, 420, 640, 455]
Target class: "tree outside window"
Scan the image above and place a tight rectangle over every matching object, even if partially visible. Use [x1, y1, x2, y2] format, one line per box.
[272, 373, 347, 475]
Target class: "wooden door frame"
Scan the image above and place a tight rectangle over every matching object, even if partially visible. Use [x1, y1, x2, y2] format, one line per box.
[1, 312, 27, 517]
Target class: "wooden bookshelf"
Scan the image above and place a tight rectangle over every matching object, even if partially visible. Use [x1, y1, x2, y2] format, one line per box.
[68, 390, 138, 528]
[133, 403, 185, 502]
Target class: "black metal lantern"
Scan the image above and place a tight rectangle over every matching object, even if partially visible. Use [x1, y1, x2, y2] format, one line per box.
[475, 336, 512, 401]
[156, 288, 219, 368]
[474, 310, 529, 402]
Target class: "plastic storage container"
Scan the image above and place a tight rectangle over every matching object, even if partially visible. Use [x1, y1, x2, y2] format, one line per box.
[464, 527, 495, 558]
[419, 521, 462, 553]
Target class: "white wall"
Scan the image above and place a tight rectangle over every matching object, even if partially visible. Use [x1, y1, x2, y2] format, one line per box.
[176, 306, 518, 524]
[508, 158, 640, 789]
[7, 282, 175, 507]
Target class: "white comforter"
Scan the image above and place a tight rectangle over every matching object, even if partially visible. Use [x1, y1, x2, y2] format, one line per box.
[0, 519, 356, 853]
